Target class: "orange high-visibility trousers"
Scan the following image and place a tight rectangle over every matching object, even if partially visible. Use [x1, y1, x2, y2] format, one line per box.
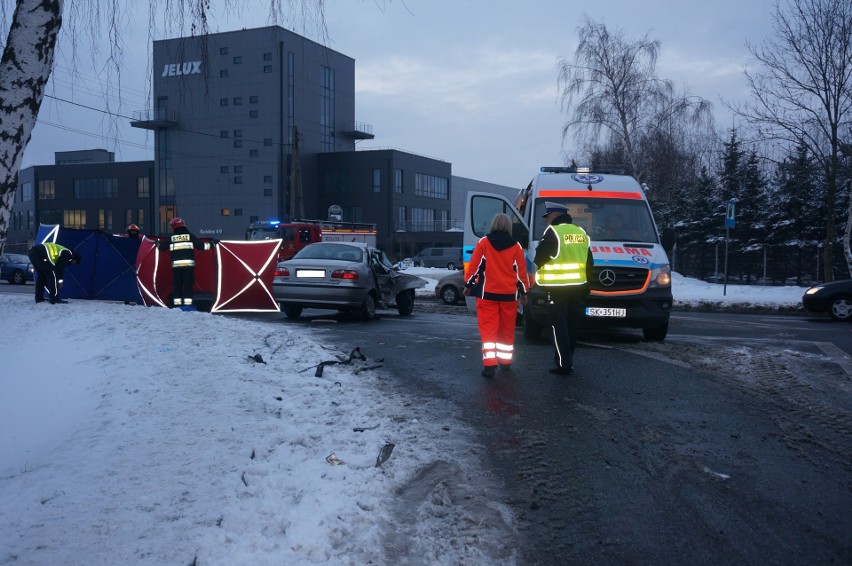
[476, 299, 518, 367]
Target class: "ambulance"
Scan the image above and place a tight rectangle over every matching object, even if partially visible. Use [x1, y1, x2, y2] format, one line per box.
[464, 166, 674, 341]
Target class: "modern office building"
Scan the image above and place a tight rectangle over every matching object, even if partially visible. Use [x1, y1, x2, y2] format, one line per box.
[7, 150, 153, 252]
[9, 25, 516, 256]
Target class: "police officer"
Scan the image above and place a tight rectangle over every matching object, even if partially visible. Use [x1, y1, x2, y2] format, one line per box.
[158, 217, 217, 310]
[28, 242, 82, 304]
[533, 202, 593, 375]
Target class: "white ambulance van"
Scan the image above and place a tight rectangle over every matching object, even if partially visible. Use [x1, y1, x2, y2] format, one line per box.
[464, 166, 674, 341]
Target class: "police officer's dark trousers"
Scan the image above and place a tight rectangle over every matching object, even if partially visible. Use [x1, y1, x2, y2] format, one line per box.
[28, 247, 59, 303]
[546, 289, 585, 371]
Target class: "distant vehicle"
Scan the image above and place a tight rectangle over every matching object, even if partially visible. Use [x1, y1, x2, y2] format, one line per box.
[1, 253, 34, 285]
[802, 279, 852, 321]
[464, 166, 674, 341]
[412, 247, 463, 270]
[273, 241, 428, 320]
[246, 219, 377, 261]
[435, 270, 465, 305]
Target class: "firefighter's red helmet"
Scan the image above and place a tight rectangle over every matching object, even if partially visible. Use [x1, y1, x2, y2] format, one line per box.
[170, 217, 186, 229]
[127, 224, 139, 231]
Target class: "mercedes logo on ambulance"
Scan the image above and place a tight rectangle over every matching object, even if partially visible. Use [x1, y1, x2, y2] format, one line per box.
[599, 269, 616, 287]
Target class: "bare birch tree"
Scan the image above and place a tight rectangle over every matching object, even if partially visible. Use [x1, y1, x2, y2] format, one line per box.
[732, 0, 852, 282]
[557, 16, 712, 184]
[0, 0, 326, 253]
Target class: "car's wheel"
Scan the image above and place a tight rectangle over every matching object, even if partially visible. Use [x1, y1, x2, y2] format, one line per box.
[396, 289, 415, 316]
[446, 261, 456, 270]
[440, 285, 460, 305]
[360, 293, 377, 320]
[282, 304, 303, 319]
[522, 304, 542, 340]
[643, 322, 669, 341]
[829, 295, 852, 321]
[11, 269, 25, 285]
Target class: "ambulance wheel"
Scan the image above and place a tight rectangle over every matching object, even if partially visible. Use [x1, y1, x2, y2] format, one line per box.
[522, 305, 542, 340]
[642, 323, 668, 341]
[283, 304, 303, 319]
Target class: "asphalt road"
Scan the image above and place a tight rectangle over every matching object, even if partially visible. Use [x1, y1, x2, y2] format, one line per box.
[284, 301, 852, 564]
[3, 283, 850, 563]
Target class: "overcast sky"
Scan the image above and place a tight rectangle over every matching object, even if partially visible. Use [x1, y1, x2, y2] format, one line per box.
[21, 0, 776, 188]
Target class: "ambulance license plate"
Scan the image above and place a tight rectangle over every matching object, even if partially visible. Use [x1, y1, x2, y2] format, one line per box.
[586, 307, 627, 318]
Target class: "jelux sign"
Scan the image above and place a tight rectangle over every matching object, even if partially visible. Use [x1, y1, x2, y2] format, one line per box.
[162, 61, 202, 77]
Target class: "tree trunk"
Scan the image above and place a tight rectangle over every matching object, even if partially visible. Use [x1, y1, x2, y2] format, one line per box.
[0, 0, 63, 253]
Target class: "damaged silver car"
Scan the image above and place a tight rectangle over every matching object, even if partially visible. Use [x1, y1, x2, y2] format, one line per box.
[273, 241, 428, 320]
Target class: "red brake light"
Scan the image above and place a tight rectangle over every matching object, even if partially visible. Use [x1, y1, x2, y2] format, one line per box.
[274, 266, 290, 277]
[331, 269, 359, 280]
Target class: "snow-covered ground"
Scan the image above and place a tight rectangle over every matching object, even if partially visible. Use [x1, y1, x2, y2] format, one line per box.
[0, 272, 810, 564]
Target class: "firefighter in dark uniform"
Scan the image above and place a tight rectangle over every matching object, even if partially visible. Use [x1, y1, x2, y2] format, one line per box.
[126, 224, 141, 238]
[28, 242, 82, 304]
[158, 217, 216, 310]
[533, 202, 593, 375]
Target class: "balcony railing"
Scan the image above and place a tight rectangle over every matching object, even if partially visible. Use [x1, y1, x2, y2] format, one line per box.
[130, 108, 178, 130]
[341, 121, 374, 140]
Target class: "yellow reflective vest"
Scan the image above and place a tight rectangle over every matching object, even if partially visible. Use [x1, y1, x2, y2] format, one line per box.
[43, 242, 70, 265]
[535, 223, 589, 286]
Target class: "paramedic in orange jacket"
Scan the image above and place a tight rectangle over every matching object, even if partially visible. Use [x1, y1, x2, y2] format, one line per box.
[464, 213, 531, 377]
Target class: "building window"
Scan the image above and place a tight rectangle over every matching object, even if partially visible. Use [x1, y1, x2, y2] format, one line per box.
[220, 69, 229, 78]
[98, 209, 113, 231]
[263, 52, 272, 61]
[249, 110, 258, 118]
[64, 209, 87, 229]
[410, 207, 436, 231]
[397, 206, 406, 231]
[234, 208, 243, 216]
[234, 140, 243, 148]
[234, 129, 243, 138]
[21, 181, 33, 202]
[38, 179, 55, 200]
[414, 173, 448, 199]
[263, 65, 272, 73]
[233, 56, 242, 64]
[73, 178, 118, 199]
[263, 188, 272, 197]
[264, 175, 273, 183]
[137, 176, 150, 198]
[219, 47, 228, 55]
[372, 169, 381, 193]
[234, 177, 243, 184]
[250, 215, 259, 222]
[220, 98, 229, 107]
[342, 206, 364, 222]
[320, 66, 335, 152]
[137, 209, 145, 228]
[125, 209, 132, 227]
[263, 138, 272, 146]
[249, 149, 258, 157]
[249, 95, 258, 103]
[221, 208, 231, 216]
[394, 169, 403, 194]
[233, 97, 242, 106]
[221, 166, 229, 173]
[220, 130, 229, 138]
[234, 166, 243, 173]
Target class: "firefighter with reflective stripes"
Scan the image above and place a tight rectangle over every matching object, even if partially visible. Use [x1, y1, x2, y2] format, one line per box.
[28, 242, 82, 304]
[158, 217, 217, 310]
[533, 202, 593, 375]
[464, 213, 531, 377]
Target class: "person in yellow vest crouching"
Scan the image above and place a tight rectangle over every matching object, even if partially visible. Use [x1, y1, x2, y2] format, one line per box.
[533, 202, 593, 376]
[28, 242, 82, 304]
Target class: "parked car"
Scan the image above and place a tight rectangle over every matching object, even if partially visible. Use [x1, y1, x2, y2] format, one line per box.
[1, 253, 34, 285]
[435, 270, 465, 305]
[412, 247, 463, 270]
[802, 279, 852, 321]
[273, 241, 428, 320]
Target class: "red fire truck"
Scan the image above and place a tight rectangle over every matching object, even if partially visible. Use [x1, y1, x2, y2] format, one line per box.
[246, 219, 378, 261]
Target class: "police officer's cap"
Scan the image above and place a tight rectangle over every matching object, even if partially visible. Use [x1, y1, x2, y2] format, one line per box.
[542, 201, 569, 217]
